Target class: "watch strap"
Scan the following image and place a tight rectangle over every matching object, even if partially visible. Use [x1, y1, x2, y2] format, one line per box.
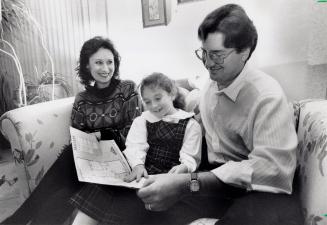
[191, 172, 198, 180]
[190, 172, 200, 193]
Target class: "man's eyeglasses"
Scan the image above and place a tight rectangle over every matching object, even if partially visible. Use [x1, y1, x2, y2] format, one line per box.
[195, 48, 235, 65]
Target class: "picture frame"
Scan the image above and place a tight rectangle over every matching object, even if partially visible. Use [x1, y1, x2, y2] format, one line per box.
[141, 0, 170, 28]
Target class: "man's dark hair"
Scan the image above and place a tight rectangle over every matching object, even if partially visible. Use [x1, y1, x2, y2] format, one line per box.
[198, 4, 258, 61]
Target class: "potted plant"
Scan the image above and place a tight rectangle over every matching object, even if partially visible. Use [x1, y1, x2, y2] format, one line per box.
[25, 71, 72, 105]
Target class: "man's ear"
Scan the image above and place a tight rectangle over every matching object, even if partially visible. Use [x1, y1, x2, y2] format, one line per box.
[241, 48, 250, 62]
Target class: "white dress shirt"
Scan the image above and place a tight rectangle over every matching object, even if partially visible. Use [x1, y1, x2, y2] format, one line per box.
[123, 109, 202, 173]
[199, 65, 298, 194]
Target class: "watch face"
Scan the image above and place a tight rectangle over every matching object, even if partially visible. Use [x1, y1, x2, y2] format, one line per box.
[190, 180, 200, 192]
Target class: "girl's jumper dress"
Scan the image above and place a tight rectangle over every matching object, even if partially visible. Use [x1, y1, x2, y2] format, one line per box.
[70, 111, 202, 224]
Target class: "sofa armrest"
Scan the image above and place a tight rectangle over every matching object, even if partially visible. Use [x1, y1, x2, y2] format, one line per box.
[0, 97, 74, 202]
[296, 99, 327, 224]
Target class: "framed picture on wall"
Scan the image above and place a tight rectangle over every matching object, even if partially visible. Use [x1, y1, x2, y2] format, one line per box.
[141, 0, 170, 28]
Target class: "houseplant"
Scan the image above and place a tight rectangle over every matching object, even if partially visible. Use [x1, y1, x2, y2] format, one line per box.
[1, 0, 54, 107]
[25, 71, 72, 105]
[1, 0, 31, 107]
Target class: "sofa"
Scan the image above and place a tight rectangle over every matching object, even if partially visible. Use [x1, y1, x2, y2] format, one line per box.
[1, 92, 327, 225]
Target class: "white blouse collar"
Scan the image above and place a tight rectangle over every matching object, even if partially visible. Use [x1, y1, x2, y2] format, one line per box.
[142, 109, 194, 123]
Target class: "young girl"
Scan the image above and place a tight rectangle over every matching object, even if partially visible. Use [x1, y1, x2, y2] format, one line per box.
[123, 72, 202, 181]
[71, 72, 202, 225]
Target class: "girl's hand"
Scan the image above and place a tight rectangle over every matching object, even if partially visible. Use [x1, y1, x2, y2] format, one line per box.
[124, 164, 148, 182]
[168, 164, 188, 174]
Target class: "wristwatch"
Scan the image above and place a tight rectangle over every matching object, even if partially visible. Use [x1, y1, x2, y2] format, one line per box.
[189, 172, 200, 193]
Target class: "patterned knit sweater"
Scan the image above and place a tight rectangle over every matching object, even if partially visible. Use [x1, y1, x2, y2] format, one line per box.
[71, 79, 141, 146]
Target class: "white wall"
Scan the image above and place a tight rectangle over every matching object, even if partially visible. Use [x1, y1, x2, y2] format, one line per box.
[9, 0, 324, 94]
[308, 3, 327, 65]
[106, 0, 313, 84]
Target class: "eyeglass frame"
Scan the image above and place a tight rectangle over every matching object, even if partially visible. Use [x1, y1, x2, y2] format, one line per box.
[195, 48, 235, 65]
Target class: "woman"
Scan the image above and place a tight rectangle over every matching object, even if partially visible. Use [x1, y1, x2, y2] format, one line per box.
[4, 36, 141, 225]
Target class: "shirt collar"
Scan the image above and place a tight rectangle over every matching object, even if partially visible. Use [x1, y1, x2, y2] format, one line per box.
[214, 64, 250, 102]
[143, 109, 194, 123]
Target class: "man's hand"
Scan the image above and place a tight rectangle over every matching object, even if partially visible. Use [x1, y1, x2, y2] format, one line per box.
[124, 164, 148, 182]
[168, 164, 188, 174]
[136, 173, 189, 211]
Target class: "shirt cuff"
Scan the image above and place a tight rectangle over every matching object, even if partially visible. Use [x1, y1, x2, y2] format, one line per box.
[123, 149, 145, 168]
[182, 161, 196, 173]
[211, 161, 253, 190]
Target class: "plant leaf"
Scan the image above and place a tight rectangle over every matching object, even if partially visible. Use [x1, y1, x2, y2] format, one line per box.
[35, 141, 42, 149]
[24, 149, 35, 163]
[26, 155, 39, 167]
[36, 119, 43, 125]
[35, 167, 44, 186]
[25, 133, 33, 142]
[26, 170, 31, 180]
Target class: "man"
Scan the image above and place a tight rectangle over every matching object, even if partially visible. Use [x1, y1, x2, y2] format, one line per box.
[137, 4, 303, 225]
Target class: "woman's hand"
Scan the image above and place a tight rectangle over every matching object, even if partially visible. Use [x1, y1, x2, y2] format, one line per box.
[90, 131, 101, 141]
[136, 173, 189, 211]
[124, 164, 148, 182]
[168, 164, 188, 174]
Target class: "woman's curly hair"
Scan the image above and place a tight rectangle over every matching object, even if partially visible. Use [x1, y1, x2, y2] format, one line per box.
[76, 36, 121, 87]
